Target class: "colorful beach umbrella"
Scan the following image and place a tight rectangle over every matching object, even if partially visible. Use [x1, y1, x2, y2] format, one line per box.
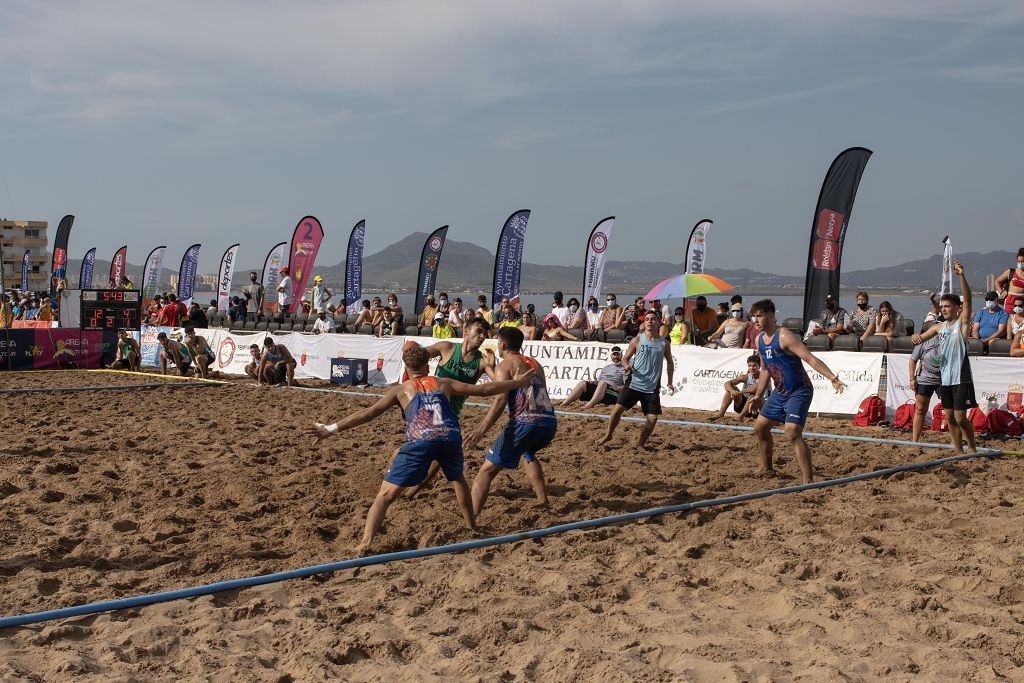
[644, 273, 734, 301]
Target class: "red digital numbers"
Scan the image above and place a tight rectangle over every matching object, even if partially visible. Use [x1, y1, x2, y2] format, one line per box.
[102, 291, 125, 302]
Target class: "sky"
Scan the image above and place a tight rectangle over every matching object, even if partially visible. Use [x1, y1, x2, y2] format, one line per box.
[1, 0, 1022, 277]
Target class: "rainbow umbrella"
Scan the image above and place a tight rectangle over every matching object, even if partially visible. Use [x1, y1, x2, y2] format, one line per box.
[644, 273, 734, 300]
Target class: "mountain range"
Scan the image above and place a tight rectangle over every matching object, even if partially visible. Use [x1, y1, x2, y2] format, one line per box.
[58, 236, 1013, 295]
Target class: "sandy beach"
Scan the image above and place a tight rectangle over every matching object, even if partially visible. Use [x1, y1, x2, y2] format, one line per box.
[1, 372, 1021, 681]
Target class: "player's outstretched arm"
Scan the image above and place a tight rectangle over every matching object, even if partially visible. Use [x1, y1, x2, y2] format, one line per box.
[308, 387, 400, 442]
[465, 363, 513, 449]
[780, 327, 846, 394]
[911, 323, 941, 345]
[955, 260, 972, 335]
[423, 341, 452, 359]
[445, 367, 534, 398]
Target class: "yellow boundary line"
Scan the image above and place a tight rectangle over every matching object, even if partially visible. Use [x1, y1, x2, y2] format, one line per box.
[0, 368, 225, 384]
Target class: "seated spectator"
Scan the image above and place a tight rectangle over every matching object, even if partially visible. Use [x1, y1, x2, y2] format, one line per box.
[299, 298, 312, 315]
[848, 291, 876, 341]
[386, 294, 404, 326]
[1007, 296, 1024, 339]
[560, 346, 625, 407]
[188, 302, 209, 329]
[807, 294, 850, 347]
[541, 313, 578, 341]
[495, 298, 520, 328]
[376, 306, 397, 337]
[729, 294, 748, 321]
[584, 297, 603, 340]
[419, 295, 438, 327]
[707, 303, 750, 348]
[312, 307, 335, 334]
[521, 305, 538, 340]
[600, 294, 625, 331]
[715, 302, 729, 327]
[206, 299, 218, 319]
[995, 248, 1024, 314]
[650, 297, 670, 321]
[566, 297, 585, 330]
[861, 300, 904, 350]
[228, 296, 247, 325]
[744, 318, 759, 351]
[551, 291, 569, 327]
[24, 298, 40, 320]
[243, 344, 263, 381]
[622, 304, 641, 338]
[36, 298, 54, 322]
[12, 297, 26, 320]
[665, 306, 691, 345]
[923, 292, 941, 325]
[259, 336, 296, 386]
[436, 292, 451, 319]
[711, 355, 765, 420]
[476, 295, 493, 324]
[623, 296, 646, 323]
[972, 291, 1008, 346]
[432, 312, 455, 339]
[353, 299, 374, 328]
[448, 297, 465, 336]
[145, 296, 163, 324]
[689, 296, 718, 345]
[1012, 328, 1024, 358]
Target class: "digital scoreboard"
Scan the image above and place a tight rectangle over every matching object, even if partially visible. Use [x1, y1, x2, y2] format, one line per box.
[80, 289, 143, 331]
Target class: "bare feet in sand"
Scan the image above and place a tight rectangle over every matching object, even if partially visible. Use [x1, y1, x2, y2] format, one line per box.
[756, 467, 776, 478]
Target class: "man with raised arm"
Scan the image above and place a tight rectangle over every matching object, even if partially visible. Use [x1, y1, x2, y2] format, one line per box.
[747, 298, 847, 484]
[465, 327, 556, 514]
[911, 260, 978, 453]
[307, 344, 535, 551]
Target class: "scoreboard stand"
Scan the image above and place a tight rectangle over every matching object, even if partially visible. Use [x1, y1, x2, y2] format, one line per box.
[80, 289, 143, 332]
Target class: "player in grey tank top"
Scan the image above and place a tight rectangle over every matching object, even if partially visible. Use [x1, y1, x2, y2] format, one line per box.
[597, 311, 675, 448]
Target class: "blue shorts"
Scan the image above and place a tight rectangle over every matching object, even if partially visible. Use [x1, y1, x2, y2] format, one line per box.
[486, 422, 556, 469]
[760, 386, 813, 427]
[385, 439, 464, 487]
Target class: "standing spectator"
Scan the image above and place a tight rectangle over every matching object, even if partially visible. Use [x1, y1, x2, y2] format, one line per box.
[228, 296, 247, 325]
[584, 297, 603, 340]
[312, 307, 335, 334]
[808, 294, 850, 348]
[862, 300, 905, 351]
[600, 294, 625, 332]
[311, 276, 331, 311]
[1007, 295, 1024, 339]
[475, 295, 493, 324]
[551, 291, 569, 327]
[689, 296, 718, 346]
[418, 295, 438, 328]
[994, 248, 1024, 314]
[744, 318, 760, 352]
[156, 293, 187, 327]
[121, 274, 135, 290]
[106, 278, 118, 289]
[848, 292, 876, 342]
[664, 306, 691, 345]
[972, 291, 1008, 347]
[189, 302, 210, 329]
[377, 307, 397, 337]
[565, 297, 586, 330]
[276, 267, 293, 319]
[37, 298, 55, 323]
[145, 295, 163, 324]
[206, 299, 218, 319]
[707, 303, 750, 349]
[650, 298, 670, 321]
[432, 312, 455, 339]
[242, 271, 264, 319]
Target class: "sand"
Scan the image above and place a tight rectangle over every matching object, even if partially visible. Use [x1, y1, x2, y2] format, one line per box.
[0, 370, 1022, 681]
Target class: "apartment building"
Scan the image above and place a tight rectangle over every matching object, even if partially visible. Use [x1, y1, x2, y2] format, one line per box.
[0, 219, 49, 292]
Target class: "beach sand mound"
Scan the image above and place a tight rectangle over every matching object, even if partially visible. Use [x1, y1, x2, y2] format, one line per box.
[0, 376, 1021, 680]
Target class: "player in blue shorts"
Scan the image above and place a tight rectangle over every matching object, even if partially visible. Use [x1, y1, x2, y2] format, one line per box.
[748, 299, 846, 484]
[308, 344, 535, 551]
[465, 327, 556, 515]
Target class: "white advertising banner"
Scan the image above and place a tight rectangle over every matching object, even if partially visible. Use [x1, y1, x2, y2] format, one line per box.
[207, 329, 267, 377]
[662, 346, 751, 410]
[965, 356, 1024, 413]
[884, 352, 937, 423]
[803, 351, 883, 415]
[284, 332, 406, 384]
[582, 217, 614, 307]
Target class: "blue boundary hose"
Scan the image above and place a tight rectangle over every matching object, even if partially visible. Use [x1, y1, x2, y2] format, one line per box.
[285, 385, 993, 452]
[0, 448, 1004, 630]
[0, 382, 224, 395]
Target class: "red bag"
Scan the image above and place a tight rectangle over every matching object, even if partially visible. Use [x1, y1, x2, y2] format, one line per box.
[931, 402, 948, 431]
[852, 395, 885, 427]
[967, 407, 990, 434]
[892, 401, 916, 430]
[988, 409, 1023, 437]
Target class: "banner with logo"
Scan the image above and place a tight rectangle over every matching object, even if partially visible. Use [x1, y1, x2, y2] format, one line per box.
[21, 250, 30, 291]
[287, 216, 324, 313]
[261, 241, 287, 310]
[205, 329, 268, 376]
[0, 329, 108, 371]
[141, 246, 166, 303]
[415, 226, 448, 315]
[110, 245, 128, 287]
[581, 216, 614, 306]
[49, 214, 74, 300]
[176, 243, 201, 306]
[217, 243, 239, 312]
[283, 332, 405, 383]
[801, 147, 872, 325]
[344, 219, 366, 315]
[884, 353, 937, 423]
[684, 219, 713, 274]
[80, 248, 96, 289]
[139, 325, 175, 366]
[492, 209, 530, 307]
[940, 236, 953, 295]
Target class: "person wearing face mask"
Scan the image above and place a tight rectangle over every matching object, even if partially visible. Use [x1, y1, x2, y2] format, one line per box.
[808, 294, 850, 348]
[707, 303, 751, 349]
[550, 291, 569, 327]
[995, 247, 1024, 314]
[600, 294, 625, 332]
[690, 295, 718, 346]
[971, 290, 1008, 348]
[584, 297, 603, 339]
[849, 291, 876, 343]
[476, 295, 493, 325]
[386, 294, 404, 327]
[1006, 296, 1024, 339]
[242, 271, 264, 320]
[436, 292, 451, 317]
[565, 297, 585, 329]
[418, 295, 439, 328]
[663, 307, 691, 345]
